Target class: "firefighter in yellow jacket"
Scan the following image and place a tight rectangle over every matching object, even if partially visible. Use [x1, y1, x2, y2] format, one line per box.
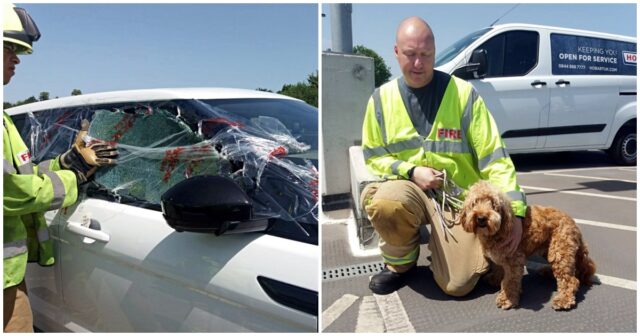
[3, 3, 117, 331]
[361, 16, 527, 296]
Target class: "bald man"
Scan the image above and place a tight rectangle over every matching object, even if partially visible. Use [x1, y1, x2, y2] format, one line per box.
[360, 17, 526, 296]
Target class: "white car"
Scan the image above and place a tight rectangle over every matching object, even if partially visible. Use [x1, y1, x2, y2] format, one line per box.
[7, 88, 318, 332]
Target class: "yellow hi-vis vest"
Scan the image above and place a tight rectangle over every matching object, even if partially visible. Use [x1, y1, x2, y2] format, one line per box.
[3, 112, 78, 289]
[362, 76, 527, 217]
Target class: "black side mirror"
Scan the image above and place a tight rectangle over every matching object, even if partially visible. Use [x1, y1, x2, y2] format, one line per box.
[452, 49, 488, 80]
[470, 49, 487, 78]
[161, 175, 270, 235]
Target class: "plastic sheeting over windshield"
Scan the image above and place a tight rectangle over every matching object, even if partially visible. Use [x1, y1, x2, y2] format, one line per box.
[20, 99, 318, 229]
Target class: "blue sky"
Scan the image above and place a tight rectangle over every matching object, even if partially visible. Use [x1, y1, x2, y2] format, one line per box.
[322, 3, 637, 78]
[4, 3, 318, 102]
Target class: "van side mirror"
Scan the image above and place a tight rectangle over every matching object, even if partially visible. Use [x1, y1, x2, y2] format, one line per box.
[470, 49, 487, 78]
[453, 49, 487, 80]
[161, 175, 270, 235]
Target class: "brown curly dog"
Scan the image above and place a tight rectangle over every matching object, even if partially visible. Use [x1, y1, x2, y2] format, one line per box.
[460, 180, 596, 310]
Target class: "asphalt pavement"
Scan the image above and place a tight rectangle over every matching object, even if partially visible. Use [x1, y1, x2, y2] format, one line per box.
[321, 150, 637, 332]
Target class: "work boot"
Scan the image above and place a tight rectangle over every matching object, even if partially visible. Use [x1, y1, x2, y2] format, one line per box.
[369, 265, 416, 295]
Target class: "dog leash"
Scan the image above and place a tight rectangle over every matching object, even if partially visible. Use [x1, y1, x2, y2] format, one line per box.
[426, 170, 464, 238]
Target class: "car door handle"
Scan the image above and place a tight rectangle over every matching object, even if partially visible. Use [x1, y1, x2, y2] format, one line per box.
[555, 79, 571, 86]
[530, 80, 547, 87]
[66, 221, 110, 242]
[257, 276, 317, 316]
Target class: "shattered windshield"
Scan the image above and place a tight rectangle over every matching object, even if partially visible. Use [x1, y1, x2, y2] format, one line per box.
[17, 97, 318, 243]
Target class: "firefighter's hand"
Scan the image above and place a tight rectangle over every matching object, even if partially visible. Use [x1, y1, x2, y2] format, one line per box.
[410, 166, 444, 191]
[60, 120, 118, 183]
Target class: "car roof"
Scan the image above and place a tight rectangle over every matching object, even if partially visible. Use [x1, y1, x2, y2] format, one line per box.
[5, 87, 299, 115]
[491, 23, 636, 43]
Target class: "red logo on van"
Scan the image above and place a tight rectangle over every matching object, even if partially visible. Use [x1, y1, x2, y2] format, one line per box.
[623, 52, 636, 65]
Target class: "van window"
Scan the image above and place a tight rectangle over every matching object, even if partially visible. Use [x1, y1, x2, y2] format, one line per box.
[551, 33, 637, 76]
[475, 30, 539, 77]
[435, 27, 492, 67]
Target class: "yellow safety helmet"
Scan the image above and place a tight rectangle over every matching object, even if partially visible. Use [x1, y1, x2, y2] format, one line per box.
[3, 2, 41, 54]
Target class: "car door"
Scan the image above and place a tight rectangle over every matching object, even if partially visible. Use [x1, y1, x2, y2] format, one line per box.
[24, 209, 68, 332]
[54, 197, 317, 332]
[468, 29, 548, 152]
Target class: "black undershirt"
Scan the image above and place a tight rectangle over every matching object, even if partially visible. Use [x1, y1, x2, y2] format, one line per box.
[397, 70, 451, 137]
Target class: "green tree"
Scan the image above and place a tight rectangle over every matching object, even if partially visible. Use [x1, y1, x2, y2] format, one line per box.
[4, 102, 14, 109]
[39, 91, 50, 101]
[278, 72, 318, 107]
[16, 96, 38, 106]
[353, 45, 392, 87]
[255, 88, 273, 92]
[71, 89, 82, 96]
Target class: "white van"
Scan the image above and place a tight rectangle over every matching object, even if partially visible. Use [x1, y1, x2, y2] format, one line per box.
[5, 88, 318, 332]
[435, 23, 637, 165]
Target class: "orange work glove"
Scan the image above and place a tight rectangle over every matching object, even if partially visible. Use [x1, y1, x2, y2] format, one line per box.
[59, 119, 118, 183]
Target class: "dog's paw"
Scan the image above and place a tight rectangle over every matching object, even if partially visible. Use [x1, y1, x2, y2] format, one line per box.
[552, 294, 576, 311]
[496, 290, 518, 310]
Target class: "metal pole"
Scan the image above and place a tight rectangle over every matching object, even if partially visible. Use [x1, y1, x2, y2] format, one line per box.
[330, 4, 353, 53]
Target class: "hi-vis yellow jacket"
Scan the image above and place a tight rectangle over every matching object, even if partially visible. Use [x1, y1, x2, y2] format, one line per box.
[362, 76, 527, 217]
[3, 112, 78, 289]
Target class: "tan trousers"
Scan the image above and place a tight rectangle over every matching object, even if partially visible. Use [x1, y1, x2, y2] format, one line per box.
[362, 180, 489, 297]
[4, 281, 34, 332]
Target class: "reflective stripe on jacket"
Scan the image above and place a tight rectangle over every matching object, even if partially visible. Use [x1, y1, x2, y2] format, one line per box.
[361, 76, 527, 217]
[3, 112, 78, 289]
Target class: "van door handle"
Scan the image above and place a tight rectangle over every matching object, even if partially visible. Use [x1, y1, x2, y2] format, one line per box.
[555, 79, 571, 86]
[66, 220, 110, 243]
[530, 80, 547, 87]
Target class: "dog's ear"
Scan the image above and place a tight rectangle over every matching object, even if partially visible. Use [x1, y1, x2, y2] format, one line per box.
[498, 190, 514, 234]
[459, 195, 472, 233]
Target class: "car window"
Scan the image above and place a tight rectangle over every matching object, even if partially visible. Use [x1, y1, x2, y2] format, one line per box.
[17, 106, 93, 163]
[199, 98, 318, 154]
[475, 30, 539, 77]
[193, 98, 319, 243]
[88, 104, 225, 206]
[17, 97, 318, 244]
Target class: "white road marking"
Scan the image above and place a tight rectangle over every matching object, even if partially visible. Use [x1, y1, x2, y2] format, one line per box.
[575, 218, 636, 232]
[526, 261, 636, 291]
[521, 185, 636, 201]
[543, 172, 636, 184]
[355, 296, 385, 333]
[374, 292, 416, 333]
[593, 274, 637, 291]
[322, 294, 359, 331]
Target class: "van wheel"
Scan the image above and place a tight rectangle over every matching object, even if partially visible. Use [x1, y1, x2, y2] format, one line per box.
[608, 127, 636, 166]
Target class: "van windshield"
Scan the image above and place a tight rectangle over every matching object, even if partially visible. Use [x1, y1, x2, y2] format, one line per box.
[435, 27, 492, 67]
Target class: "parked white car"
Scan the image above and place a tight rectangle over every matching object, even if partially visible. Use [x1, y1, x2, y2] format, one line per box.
[6, 88, 318, 332]
[436, 23, 637, 165]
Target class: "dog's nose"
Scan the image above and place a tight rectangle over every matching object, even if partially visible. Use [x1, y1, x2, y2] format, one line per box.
[476, 216, 488, 227]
